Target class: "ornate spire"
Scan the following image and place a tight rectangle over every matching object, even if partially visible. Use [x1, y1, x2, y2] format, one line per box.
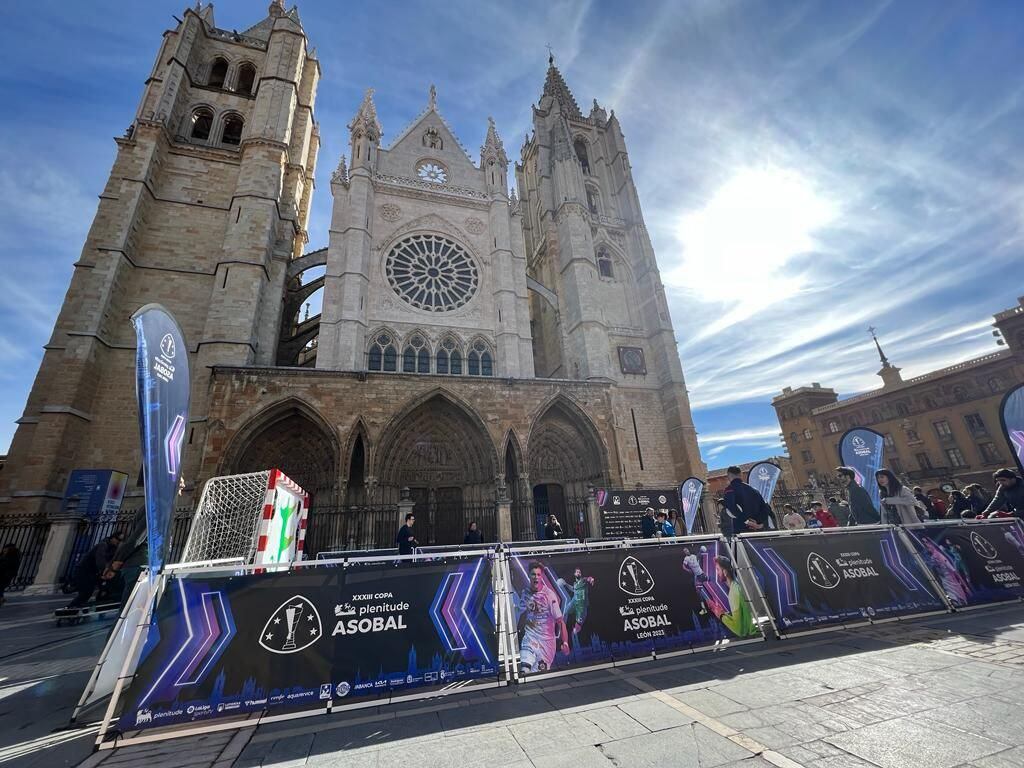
[331, 154, 348, 185]
[268, 0, 285, 18]
[541, 59, 582, 119]
[428, 83, 437, 110]
[348, 88, 382, 141]
[480, 116, 508, 166]
[868, 326, 890, 367]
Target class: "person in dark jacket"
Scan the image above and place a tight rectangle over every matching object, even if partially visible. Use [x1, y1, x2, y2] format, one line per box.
[913, 486, 939, 520]
[464, 521, 483, 545]
[835, 466, 880, 525]
[396, 513, 418, 555]
[982, 469, 1024, 518]
[949, 490, 972, 519]
[965, 484, 991, 515]
[640, 507, 658, 538]
[722, 467, 770, 536]
[0, 543, 20, 605]
[66, 533, 123, 609]
[544, 514, 563, 540]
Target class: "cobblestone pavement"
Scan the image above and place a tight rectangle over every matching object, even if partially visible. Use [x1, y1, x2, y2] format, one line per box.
[6, 597, 1024, 768]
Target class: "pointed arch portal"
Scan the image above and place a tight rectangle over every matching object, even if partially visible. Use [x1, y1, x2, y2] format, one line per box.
[376, 393, 498, 544]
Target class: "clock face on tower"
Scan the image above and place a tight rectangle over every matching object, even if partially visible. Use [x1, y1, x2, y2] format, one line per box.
[618, 346, 647, 375]
[416, 161, 448, 184]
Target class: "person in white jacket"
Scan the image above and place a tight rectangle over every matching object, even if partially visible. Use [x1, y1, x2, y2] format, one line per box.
[874, 469, 925, 525]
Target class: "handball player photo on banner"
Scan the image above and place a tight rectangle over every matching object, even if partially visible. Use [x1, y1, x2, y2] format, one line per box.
[741, 529, 945, 634]
[904, 520, 1024, 608]
[838, 428, 886, 513]
[509, 540, 761, 677]
[132, 304, 190, 578]
[119, 557, 496, 730]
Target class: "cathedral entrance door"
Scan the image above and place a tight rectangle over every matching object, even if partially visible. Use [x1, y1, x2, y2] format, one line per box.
[434, 486, 464, 545]
[532, 483, 566, 539]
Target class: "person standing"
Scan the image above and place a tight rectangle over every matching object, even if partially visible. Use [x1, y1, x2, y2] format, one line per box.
[876, 470, 925, 525]
[835, 467, 880, 525]
[723, 466, 770, 536]
[544, 514, 563, 540]
[827, 496, 851, 527]
[66, 533, 123, 609]
[949, 490, 972, 519]
[811, 501, 839, 528]
[913, 487, 939, 521]
[641, 507, 658, 538]
[965, 484, 991, 516]
[463, 521, 483, 545]
[396, 513, 418, 555]
[781, 504, 805, 530]
[929, 492, 948, 519]
[0, 544, 20, 606]
[982, 469, 1024, 518]
[658, 511, 676, 537]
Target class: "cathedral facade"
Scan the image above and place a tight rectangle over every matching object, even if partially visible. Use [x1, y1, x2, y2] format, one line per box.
[1, 2, 704, 546]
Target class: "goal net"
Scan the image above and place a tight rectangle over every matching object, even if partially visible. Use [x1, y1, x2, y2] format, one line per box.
[179, 469, 309, 566]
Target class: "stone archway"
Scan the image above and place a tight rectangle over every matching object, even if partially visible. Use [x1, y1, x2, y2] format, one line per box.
[376, 392, 498, 544]
[227, 399, 340, 505]
[527, 397, 606, 536]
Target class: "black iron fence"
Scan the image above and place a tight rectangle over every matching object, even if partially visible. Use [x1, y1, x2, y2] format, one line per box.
[304, 505, 397, 556]
[0, 515, 51, 591]
[58, 508, 194, 590]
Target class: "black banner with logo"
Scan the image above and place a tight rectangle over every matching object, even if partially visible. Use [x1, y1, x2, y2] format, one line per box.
[903, 521, 1024, 607]
[741, 529, 945, 634]
[509, 540, 761, 676]
[596, 489, 681, 538]
[119, 557, 496, 730]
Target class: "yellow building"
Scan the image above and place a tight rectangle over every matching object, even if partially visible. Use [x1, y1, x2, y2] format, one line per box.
[773, 297, 1024, 494]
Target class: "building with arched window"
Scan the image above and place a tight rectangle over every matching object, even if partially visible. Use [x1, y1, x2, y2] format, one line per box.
[2, 2, 708, 556]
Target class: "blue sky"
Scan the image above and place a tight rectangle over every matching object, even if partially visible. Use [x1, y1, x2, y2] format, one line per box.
[1, 1, 1022, 470]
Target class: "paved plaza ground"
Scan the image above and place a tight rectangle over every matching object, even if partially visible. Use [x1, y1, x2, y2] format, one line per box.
[3, 595, 1024, 768]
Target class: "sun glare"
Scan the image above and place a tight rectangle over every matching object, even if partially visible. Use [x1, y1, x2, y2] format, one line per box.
[667, 167, 835, 305]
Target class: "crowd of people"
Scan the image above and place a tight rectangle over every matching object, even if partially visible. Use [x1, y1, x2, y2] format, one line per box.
[713, 465, 1024, 535]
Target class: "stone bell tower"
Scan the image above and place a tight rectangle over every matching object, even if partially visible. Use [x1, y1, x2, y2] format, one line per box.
[1, 2, 320, 515]
[516, 57, 704, 482]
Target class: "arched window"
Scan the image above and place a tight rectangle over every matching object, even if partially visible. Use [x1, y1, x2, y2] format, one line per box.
[236, 63, 256, 95]
[437, 337, 461, 375]
[208, 57, 228, 88]
[368, 332, 397, 372]
[468, 340, 492, 376]
[586, 186, 600, 215]
[597, 248, 614, 279]
[221, 115, 243, 146]
[402, 334, 429, 374]
[574, 139, 590, 174]
[450, 348, 463, 375]
[190, 107, 213, 140]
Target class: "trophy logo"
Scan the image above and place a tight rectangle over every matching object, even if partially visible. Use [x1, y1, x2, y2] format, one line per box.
[617, 555, 655, 596]
[969, 531, 998, 560]
[260, 595, 323, 655]
[806, 552, 841, 590]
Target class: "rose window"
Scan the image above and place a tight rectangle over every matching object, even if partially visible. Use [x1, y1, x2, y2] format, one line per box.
[417, 162, 448, 184]
[385, 234, 479, 312]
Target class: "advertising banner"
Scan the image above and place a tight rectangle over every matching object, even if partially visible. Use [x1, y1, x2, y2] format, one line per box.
[679, 478, 705, 535]
[132, 304, 190, 579]
[119, 557, 497, 730]
[904, 521, 1024, 607]
[741, 529, 945, 634]
[838, 428, 886, 513]
[1000, 383, 1024, 475]
[746, 462, 782, 505]
[61, 469, 129, 518]
[596, 489, 680, 538]
[508, 540, 761, 676]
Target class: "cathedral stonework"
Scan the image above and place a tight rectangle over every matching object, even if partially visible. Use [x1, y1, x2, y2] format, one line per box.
[1, 4, 704, 545]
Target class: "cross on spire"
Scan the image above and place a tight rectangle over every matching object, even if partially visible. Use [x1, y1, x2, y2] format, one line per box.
[546, 44, 554, 65]
[868, 326, 890, 367]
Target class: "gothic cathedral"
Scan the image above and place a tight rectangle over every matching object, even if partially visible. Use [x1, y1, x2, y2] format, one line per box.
[1, 2, 704, 545]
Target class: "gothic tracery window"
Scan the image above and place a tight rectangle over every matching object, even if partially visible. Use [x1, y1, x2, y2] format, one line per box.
[468, 340, 493, 376]
[436, 337, 461, 375]
[385, 234, 479, 312]
[402, 334, 430, 374]
[597, 248, 614, 279]
[574, 139, 590, 174]
[368, 332, 398, 372]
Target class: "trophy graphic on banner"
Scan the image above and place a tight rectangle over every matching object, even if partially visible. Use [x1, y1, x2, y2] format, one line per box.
[282, 602, 305, 651]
